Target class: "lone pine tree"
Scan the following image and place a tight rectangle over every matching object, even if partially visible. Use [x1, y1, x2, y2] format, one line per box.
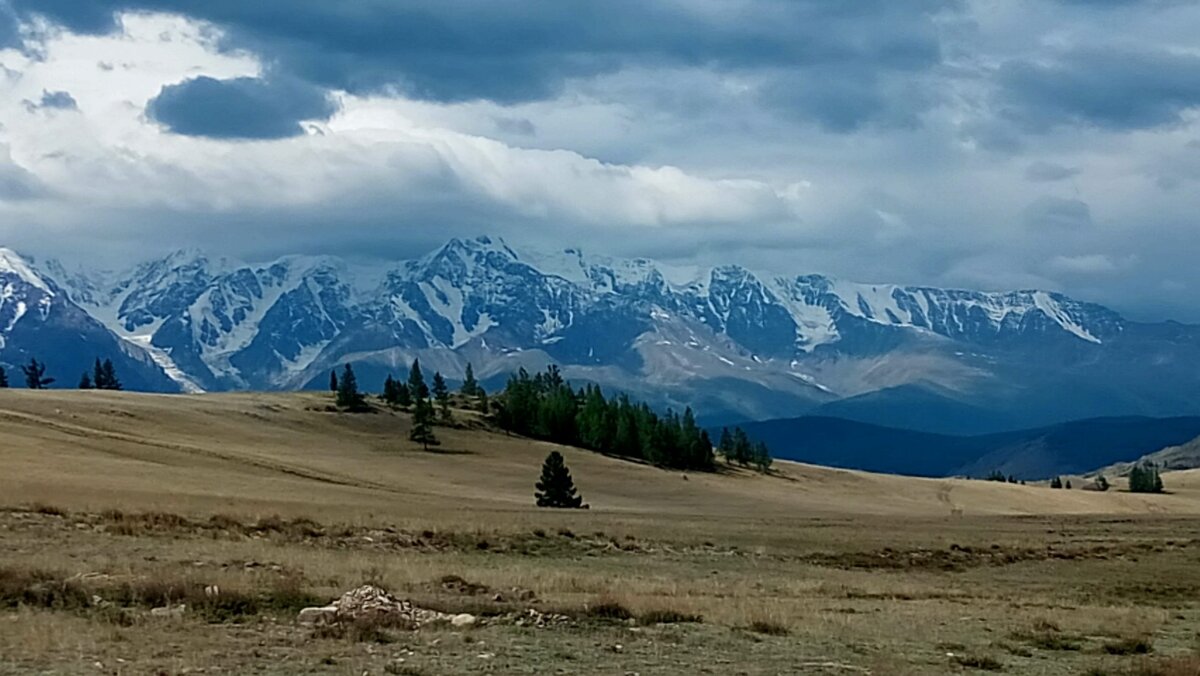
[0, 366, 9, 387]
[535, 451, 585, 509]
[336, 364, 367, 411]
[329, 370, 338, 392]
[461, 362, 480, 397]
[79, 372, 92, 389]
[408, 359, 429, 402]
[382, 374, 402, 408]
[21, 359, 54, 389]
[409, 396, 439, 449]
[432, 371, 451, 422]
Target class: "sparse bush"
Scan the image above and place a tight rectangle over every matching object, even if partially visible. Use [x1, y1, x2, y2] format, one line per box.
[639, 608, 703, 625]
[1012, 620, 1082, 651]
[29, 503, 65, 516]
[585, 599, 633, 621]
[952, 654, 1003, 671]
[746, 619, 790, 636]
[1104, 636, 1153, 655]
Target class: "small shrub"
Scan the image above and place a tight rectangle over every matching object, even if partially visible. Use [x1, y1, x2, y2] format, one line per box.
[952, 654, 1003, 671]
[747, 619, 789, 636]
[1104, 637, 1153, 655]
[639, 608, 703, 625]
[0, 566, 90, 611]
[29, 503, 65, 516]
[586, 599, 633, 621]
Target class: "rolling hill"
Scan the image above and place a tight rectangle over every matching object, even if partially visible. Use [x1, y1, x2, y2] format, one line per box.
[4, 390, 1200, 520]
[733, 414, 1200, 480]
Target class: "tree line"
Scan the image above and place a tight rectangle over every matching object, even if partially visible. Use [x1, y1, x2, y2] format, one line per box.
[492, 366, 771, 472]
[0, 357, 121, 390]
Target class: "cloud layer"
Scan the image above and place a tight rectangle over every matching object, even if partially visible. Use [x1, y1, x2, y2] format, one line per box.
[0, 1, 1198, 321]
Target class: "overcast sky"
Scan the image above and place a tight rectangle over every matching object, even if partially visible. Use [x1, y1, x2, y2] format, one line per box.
[1, 1, 1199, 320]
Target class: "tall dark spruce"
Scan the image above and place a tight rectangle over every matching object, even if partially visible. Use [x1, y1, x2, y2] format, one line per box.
[535, 451, 585, 509]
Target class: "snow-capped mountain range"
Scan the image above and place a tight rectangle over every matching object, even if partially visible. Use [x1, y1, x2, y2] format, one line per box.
[3, 236, 1198, 429]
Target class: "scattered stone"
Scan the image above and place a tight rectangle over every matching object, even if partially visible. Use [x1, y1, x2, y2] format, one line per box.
[299, 585, 450, 629]
[150, 604, 186, 618]
[297, 605, 339, 625]
[451, 613, 477, 628]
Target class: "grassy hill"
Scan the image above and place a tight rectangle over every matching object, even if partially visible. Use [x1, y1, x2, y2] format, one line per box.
[4, 390, 1200, 520]
[733, 414, 1200, 480]
[5, 390, 1200, 675]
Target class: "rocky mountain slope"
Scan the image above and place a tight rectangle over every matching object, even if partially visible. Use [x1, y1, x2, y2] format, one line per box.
[4, 236, 1200, 428]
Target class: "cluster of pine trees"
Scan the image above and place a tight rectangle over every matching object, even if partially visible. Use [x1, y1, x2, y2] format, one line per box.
[79, 358, 122, 390]
[333, 360, 491, 450]
[1128, 462, 1165, 494]
[1049, 476, 1072, 489]
[715, 426, 773, 472]
[493, 366, 770, 473]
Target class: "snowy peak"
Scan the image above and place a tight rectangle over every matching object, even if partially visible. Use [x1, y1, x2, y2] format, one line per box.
[0, 247, 52, 294]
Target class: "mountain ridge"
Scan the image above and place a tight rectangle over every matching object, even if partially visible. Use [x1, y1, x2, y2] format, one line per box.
[733, 414, 1200, 480]
[3, 236, 1199, 428]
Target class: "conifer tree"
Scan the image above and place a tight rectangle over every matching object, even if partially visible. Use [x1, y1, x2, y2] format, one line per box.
[1129, 462, 1164, 494]
[732, 427, 754, 466]
[432, 371, 451, 422]
[396, 376, 412, 409]
[79, 372, 93, 389]
[535, 451, 584, 508]
[382, 374, 400, 407]
[89, 358, 121, 390]
[408, 359, 429, 402]
[93, 358, 105, 389]
[1050, 476, 1063, 489]
[718, 428, 735, 464]
[100, 359, 121, 391]
[329, 370, 338, 392]
[21, 359, 54, 389]
[477, 389, 490, 414]
[752, 441, 773, 473]
[0, 366, 8, 388]
[335, 363, 366, 411]
[409, 396, 439, 449]
[461, 362, 480, 397]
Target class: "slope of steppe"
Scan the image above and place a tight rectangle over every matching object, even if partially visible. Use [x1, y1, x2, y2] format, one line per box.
[5, 390, 1200, 675]
[2, 389, 1198, 525]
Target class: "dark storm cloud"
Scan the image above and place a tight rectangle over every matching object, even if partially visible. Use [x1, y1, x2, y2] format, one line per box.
[997, 47, 1200, 131]
[1023, 196, 1093, 231]
[1025, 161, 1080, 182]
[7, 1, 957, 113]
[146, 76, 337, 139]
[759, 65, 936, 132]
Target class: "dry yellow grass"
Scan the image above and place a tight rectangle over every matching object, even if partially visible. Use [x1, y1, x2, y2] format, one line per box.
[2, 389, 1197, 524]
[2, 390, 1200, 675]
